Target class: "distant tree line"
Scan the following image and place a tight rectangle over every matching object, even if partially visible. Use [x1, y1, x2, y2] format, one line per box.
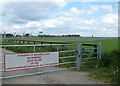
[38, 34, 80, 37]
[1, 33, 80, 38]
[1, 34, 14, 37]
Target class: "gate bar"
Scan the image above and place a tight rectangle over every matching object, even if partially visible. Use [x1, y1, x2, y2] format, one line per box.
[0, 44, 77, 47]
[59, 61, 76, 65]
[0, 67, 76, 79]
[60, 56, 76, 59]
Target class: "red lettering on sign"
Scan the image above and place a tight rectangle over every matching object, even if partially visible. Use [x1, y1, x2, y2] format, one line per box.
[40, 64, 44, 66]
[35, 65, 39, 67]
[32, 57, 42, 59]
[27, 57, 31, 59]
[34, 53, 50, 56]
[27, 57, 42, 59]
[18, 54, 29, 57]
[37, 59, 42, 61]
[45, 53, 50, 55]
[31, 63, 33, 64]
[30, 54, 33, 56]
[28, 65, 34, 67]
[27, 60, 33, 62]
[34, 62, 39, 64]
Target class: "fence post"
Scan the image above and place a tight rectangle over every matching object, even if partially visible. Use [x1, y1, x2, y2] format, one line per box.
[4, 47, 6, 54]
[57, 46, 59, 68]
[99, 43, 101, 59]
[33, 45, 36, 75]
[34, 41, 35, 44]
[76, 43, 82, 70]
[94, 45, 97, 57]
[41, 42, 43, 45]
[34, 45, 35, 53]
[50, 43, 52, 47]
[57, 46, 59, 52]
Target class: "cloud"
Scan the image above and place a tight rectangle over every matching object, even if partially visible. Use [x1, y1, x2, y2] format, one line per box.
[42, 8, 117, 37]
[87, 5, 99, 14]
[11, 11, 117, 37]
[101, 5, 113, 12]
[84, 20, 95, 24]
[65, 0, 119, 2]
[59, 4, 114, 17]
[102, 13, 118, 24]
[87, 5, 114, 14]
[1, 2, 118, 37]
[1, 1, 67, 24]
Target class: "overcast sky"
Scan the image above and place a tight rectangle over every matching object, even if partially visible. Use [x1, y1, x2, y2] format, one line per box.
[0, 0, 119, 37]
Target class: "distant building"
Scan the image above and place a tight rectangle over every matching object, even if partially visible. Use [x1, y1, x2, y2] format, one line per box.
[71, 35, 80, 37]
[16, 35, 22, 37]
[0, 33, 14, 38]
[6, 34, 14, 37]
[24, 34, 30, 37]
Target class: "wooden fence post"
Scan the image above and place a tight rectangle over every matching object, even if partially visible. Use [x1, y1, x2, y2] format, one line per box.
[94, 45, 97, 57]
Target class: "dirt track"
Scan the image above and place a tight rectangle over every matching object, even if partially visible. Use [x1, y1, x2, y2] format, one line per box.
[0, 49, 106, 84]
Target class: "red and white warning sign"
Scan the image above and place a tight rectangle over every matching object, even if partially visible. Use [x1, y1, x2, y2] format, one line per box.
[4, 52, 59, 72]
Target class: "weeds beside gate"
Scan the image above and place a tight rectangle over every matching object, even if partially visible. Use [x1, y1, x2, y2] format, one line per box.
[0, 43, 101, 79]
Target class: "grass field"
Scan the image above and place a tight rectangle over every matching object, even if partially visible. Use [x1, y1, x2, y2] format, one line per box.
[7, 37, 118, 53]
[2, 37, 119, 84]
[8, 37, 112, 42]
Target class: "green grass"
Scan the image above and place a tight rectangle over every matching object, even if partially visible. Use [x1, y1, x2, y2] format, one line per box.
[81, 49, 119, 84]
[6, 37, 118, 53]
[87, 38, 118, 53]
[8, 37, 109, 42]
[81, 66, 119, 84]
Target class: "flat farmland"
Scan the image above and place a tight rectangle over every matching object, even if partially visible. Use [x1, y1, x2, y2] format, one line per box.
[7, 37, 118, 53]
[8, 37, 111, 43]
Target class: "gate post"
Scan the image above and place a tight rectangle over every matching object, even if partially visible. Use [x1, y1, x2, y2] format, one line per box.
[76, 43, 82, 70]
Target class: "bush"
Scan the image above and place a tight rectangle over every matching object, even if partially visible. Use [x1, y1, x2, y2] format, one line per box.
[102, 49, 119, 67]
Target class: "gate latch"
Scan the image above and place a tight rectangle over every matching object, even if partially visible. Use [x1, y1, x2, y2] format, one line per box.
[76, 48, 84, 57]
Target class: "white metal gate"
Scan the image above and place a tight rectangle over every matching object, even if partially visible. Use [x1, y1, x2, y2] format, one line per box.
[0, 43, 101, 79]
